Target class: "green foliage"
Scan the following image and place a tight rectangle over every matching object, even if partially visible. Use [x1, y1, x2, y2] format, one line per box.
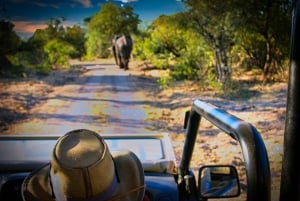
[236, 31, 266, 70]
[10, 17, 87, 75]
[27, 18, 66, 49]
[26, 29, 50, 51]
[27, 18, 86, 59]
[137, 0, 291, 89]
[184, 0, 238, 84]
[44, 39, 76, 69]
[0, 13, 90, 75]
[173, 29, 214, 80]
[131, 30, 151, 60]
[135, 14, 187, 69]
[133, 35, 168, 67]
[64, 25, 86, 58]
[233, 0, 291, 80]
[157, 75, 173, 89]
[85, 30, 111, 59]
[85, 2, 140, 58]
[1, 1, 291, 86]
[150, 14, 187, 58]
[135, 13, 215, 86]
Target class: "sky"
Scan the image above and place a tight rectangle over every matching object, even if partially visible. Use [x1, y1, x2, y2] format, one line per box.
[0, 0, 185, 37]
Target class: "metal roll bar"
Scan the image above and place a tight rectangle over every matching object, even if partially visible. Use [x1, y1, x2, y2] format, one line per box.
[179, 99, 271, 201]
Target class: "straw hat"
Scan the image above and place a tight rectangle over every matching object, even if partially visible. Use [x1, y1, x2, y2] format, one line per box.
[22, 129, 145, 201]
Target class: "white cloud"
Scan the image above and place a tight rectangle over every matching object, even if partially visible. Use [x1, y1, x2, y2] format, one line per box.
[9, 0, 59, 8]
[13, 19, 81, 36]
[73, 0, 92, 8]
[114, 0, 139, 3]
[13, 21, 47, 33]
[10, 0, 92, 8]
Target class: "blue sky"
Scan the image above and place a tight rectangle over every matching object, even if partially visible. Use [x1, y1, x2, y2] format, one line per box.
[0, 0, 185, 37]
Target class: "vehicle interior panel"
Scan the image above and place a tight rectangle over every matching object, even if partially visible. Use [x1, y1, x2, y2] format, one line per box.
[0, 133, 178, 201]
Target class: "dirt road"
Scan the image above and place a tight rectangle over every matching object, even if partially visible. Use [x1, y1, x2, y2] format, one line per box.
[1, 61, 159, 135]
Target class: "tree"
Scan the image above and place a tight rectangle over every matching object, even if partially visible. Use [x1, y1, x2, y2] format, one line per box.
[85, 2, 140, 59]
[136, 13, 213, 83]
[0, 20, 21, 55]
[150, 14, 186, 58]
[27, 17, 66, 49]
[0, 20, 21, 75]
[184, 0, 236, 85]
[64, 25, 86, 58]
[25, 17, 86, 69]
[235, 0, 291, 81]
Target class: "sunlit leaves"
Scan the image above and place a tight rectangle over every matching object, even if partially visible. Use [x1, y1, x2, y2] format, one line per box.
[5, 17, 86, 74]
[136, 13, 214, 81]
[44, 39, 76, 69]
[64, 25, 86, 58]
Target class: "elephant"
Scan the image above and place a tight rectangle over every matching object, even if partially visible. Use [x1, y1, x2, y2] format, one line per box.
[112, 35, 133, 70]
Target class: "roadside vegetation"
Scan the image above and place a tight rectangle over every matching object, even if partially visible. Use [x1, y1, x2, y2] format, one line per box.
[0, 0, 291, 93]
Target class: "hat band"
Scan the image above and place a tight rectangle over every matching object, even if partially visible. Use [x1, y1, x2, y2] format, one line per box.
[50, 168, 118, 201]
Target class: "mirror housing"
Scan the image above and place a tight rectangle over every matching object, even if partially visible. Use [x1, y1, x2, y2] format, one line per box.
[198, 165, 240, 199]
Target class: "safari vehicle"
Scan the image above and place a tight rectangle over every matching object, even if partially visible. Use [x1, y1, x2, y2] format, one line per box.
[0, 1, 299, 201]
[0, 101, 268, 201]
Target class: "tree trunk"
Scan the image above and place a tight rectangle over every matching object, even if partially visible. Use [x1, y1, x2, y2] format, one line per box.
[214, 44, 231, 85]
[263, 38, 272, 82]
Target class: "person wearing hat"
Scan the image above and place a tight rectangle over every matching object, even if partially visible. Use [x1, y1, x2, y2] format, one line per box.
[21, 129, 145, 201]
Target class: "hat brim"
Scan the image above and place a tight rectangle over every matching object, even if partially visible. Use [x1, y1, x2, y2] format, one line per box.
[22, 150, 145, 201]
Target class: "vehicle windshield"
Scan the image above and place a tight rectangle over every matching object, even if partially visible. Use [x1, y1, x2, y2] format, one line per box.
[0, 1, 291, 200]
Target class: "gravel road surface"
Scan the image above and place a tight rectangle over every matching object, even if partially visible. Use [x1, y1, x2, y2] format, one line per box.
[2, 62, 157, 135]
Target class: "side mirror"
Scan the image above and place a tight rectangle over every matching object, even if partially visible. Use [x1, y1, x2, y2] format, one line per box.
[198, 165, 240, 199]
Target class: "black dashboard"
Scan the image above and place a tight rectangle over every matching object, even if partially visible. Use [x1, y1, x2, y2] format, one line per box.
[0, 170, 179, 201]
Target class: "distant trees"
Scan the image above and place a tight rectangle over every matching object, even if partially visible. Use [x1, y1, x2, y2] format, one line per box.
[1, 17, 86, 76]
[1, 2, 140, 76]
[26, 17, 85, 71]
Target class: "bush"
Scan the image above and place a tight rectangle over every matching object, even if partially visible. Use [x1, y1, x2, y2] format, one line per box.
[44, 39, 75, 69]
